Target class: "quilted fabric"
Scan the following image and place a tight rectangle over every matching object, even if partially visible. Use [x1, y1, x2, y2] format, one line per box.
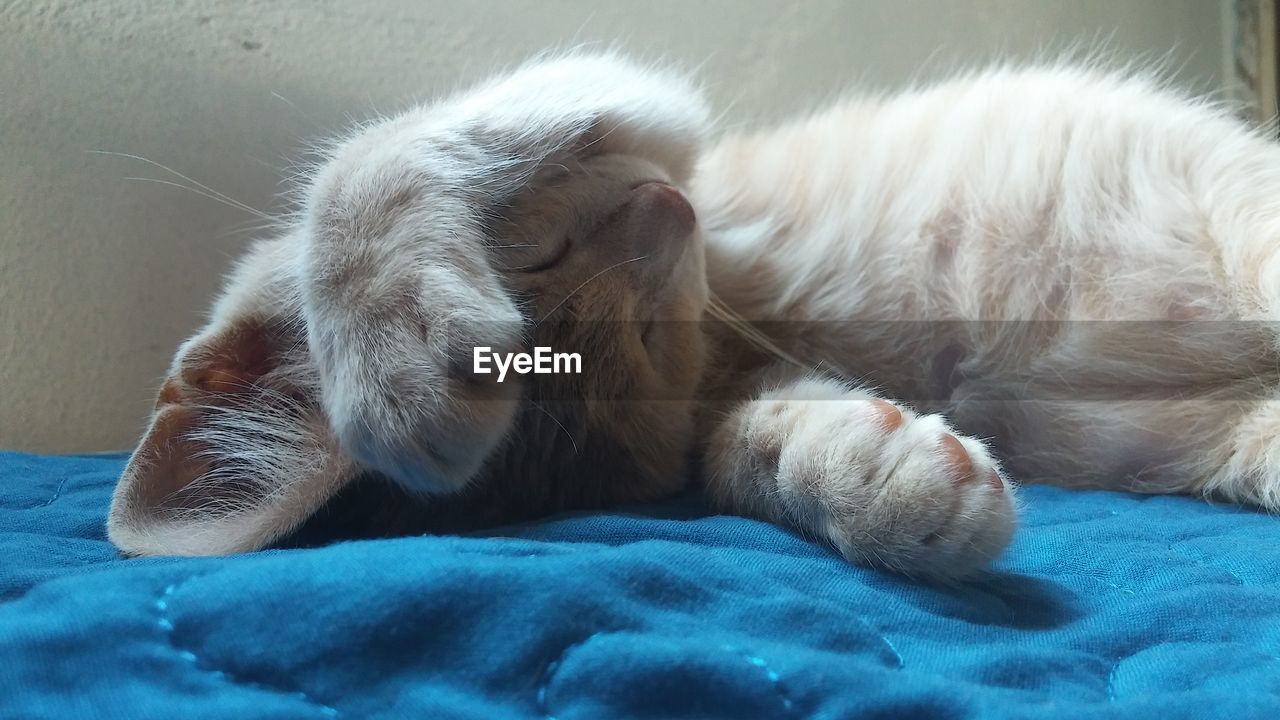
[1, 450, 1278, 719]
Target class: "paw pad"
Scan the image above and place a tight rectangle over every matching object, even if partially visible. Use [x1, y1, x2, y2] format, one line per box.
[937, 433, 1003, 490]
[938, 433, 975, 484]
[868, 399, 903, 432]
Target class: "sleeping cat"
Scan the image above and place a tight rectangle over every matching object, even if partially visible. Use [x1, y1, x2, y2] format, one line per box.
[109, 53, 1280, 579]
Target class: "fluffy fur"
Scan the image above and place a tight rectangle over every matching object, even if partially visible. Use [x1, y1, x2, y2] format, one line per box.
[110, 54, 1280, 579]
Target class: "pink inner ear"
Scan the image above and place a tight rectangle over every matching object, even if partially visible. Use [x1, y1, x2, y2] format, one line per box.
[124, 322, 279, 503]
[110, 316, 359, 557]
[178, 319, 282, 395]
[129, 402, 211, 502]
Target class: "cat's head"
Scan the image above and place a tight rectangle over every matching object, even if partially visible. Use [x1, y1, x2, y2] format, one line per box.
[108, 53, 712, 555]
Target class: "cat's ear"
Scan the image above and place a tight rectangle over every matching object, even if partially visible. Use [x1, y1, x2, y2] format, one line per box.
[108, 317, 355, 556]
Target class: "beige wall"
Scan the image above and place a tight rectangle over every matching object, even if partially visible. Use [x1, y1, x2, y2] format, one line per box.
[1, 0, 1226, 452]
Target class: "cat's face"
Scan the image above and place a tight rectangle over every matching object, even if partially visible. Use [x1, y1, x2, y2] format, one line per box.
[108, 54, 713, 554]
[478, 152, 710, 510]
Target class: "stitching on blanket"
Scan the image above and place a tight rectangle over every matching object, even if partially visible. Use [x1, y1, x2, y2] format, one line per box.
[1073, 574, 1137, 597]
[153, 580, 340, 718]
[3, 475, 68, 510]
[878, 633, 905, 669]
[1106, 642, 1280, 703]
[1104, 582, 1136, 596]
[1105, 655, 1125, 702]
[1168, 543, 1246, 586]
[723, 645, 795, 714]
[1106, 646, 1155, 703]
[852, 617, 904, 668]
[37, 476, 68, 507]
[538, 631, 603, 720]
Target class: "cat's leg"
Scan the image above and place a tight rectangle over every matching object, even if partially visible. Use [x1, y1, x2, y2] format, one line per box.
[1202, 140, 1280, 511]
[297, 54, 709, 495]
[1133, 127, 1280, 510]
[704, 375, 1016, 579]
[1196, 396, 1280, 510]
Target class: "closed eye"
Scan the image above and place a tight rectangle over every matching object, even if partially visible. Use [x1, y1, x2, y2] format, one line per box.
[512, 238, 572, 273]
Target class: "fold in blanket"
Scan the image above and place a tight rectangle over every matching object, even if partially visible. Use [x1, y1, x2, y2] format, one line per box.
[2, 451, 1278, 719]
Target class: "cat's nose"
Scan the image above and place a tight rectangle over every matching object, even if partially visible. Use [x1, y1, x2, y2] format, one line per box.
[631, 181, 695, 233]
[620, 181, 696, 257]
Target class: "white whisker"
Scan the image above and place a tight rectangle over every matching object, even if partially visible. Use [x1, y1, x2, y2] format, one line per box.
[531, 400, 579, 455]
[535, 255, 647, 328]
[120, 177, 274, 221]
[92, 150, 272, 220]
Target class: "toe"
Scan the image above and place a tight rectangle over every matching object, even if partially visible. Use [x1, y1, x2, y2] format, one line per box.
[938, 433, 976, 484]
[867, 399, 904, 432]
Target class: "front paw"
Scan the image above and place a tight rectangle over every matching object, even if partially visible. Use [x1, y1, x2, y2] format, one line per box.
[717, 386, 1017, 580]
[312, 307, 525, 497]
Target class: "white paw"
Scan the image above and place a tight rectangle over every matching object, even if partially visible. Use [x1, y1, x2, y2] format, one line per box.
[310, 298, 525, 497]
[746, 395, 1017, 579]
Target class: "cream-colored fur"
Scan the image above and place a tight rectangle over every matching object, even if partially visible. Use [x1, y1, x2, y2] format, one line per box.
[110, 54, 1280, 580]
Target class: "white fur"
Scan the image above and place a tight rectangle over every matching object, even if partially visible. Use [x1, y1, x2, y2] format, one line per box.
[696, 62, 1280, 520]
[298, 54, 709, 493]
[703, 377, 1014, 578]
[111, 53, 1280, 581]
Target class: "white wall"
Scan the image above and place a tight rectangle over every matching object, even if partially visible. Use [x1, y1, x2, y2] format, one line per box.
[0, 0, 1226, 452]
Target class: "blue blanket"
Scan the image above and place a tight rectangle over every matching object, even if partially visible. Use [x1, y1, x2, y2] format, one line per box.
[1, 450, 1278, 719]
